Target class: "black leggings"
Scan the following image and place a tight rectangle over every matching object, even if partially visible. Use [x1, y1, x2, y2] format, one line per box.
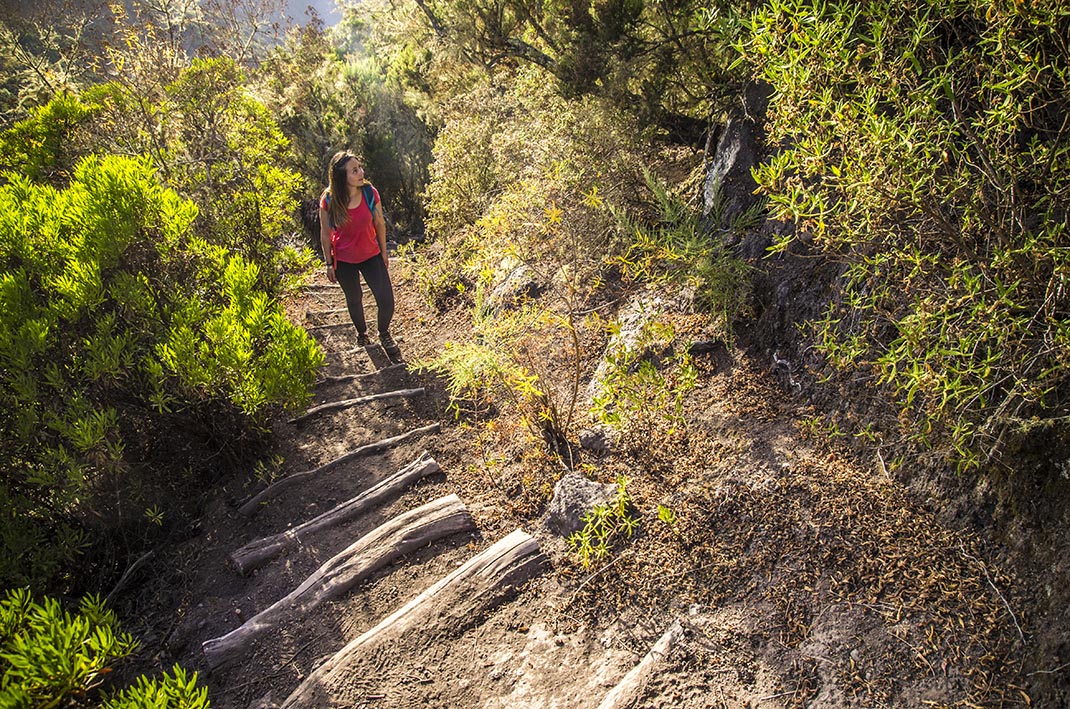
[335, 254, 395, 336]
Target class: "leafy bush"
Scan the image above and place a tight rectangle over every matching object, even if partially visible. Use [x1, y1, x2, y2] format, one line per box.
[745, 0, 1070, 470]
[103, 666, 209, 709]
[607, 169, 753, 339]
[0, 588, 135, 706]
[591, 319, 698, 449]
[0, 154, 322, 590]
[54, 57, 316, 294]
[567, 475, 640, 569]
[0, 588, 209, 709]
[421, 303, 579, 452]
[0, 93, 99, 184]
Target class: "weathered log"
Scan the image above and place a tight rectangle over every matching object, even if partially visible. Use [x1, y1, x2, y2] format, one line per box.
[317, 363, 405, 386]
[305, 307, 348, 319]
[308, 321, 355, 331]
[236, 423, 440, 517]
[596, 619, 684, 709]
[230, 452, 441, 574]
[288, 387, 424, 424]
[203, 494, 474, 670]
[280, 529, 546, 709]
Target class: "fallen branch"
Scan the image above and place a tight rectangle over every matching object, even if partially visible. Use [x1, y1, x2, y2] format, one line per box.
[236, 423, 440, 517]
[288, 388, 425, 424]
[230, 452, 441, 574]
[203, 494, 474, 670]
[105, 549, 155, 605]
[596, 619, 684, 709]
[960, 543, 1026, 644]
[280, 529, 546, 708]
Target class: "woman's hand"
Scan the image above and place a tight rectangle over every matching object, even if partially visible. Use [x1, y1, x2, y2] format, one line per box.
[326, 262, 337, 284]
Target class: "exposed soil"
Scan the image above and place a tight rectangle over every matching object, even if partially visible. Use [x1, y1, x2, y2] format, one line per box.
[111, 252, 1069, 708]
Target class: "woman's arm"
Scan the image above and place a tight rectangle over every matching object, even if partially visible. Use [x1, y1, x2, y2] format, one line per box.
[374, 201, 388, 269]
[319, 196, 336, 283]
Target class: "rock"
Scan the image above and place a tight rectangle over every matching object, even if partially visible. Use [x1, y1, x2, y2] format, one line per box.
[578, 427, 614, 453]
[687, 339, 726, 356]
[585, 293, 665, 405]
[544, 473, 617, 537]
[485, 264, 543, 315]
[702, 81, 771, 246]
[703, 117, 761, 232]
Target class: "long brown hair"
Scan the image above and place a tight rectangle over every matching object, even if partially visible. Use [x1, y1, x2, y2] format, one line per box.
[323, 150, 359, 229]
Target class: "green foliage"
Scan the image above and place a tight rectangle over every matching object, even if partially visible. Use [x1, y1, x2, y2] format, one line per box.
[0, 154, 322, 589]
[0, 10, 113, 127]
[377, 0, 760, 139]
[567, 475, 641, 569]
[22, 59, 315, 292]
[609, 169, 753, 338]
[251, 22, 434, 236]
[656, 503, 678, 528]
[423, 67, 639, 242]
[253, 27, 360, 190]
[420, 303, 575, 449]
[159, 58, 305, 277]
[0, 589, 209, 709]
[745, 0, 1070, 470]
[102, 666, 209, 709]
[590, 319, 698, 447]
[415, 68, 655, 461]
[0, 588, 135, 707]
[0, 93, 99, 184]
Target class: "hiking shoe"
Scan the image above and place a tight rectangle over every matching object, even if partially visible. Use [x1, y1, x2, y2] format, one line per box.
[356, 332, 371, 347]
[379, 332, 402, 360]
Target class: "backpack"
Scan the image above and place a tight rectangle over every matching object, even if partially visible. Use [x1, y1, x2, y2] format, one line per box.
[324, 184, 378, 228]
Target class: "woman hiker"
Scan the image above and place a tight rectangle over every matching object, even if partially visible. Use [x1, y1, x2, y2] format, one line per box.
[319, 150, 401, 361]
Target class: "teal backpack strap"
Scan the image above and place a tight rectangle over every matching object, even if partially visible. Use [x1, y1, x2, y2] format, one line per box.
[324, 187, 375, 227]
[323, 191, 333, 229]
[363, 184, 377, 219]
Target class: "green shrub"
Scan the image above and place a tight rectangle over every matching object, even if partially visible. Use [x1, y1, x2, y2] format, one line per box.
[420, 303, 576, 448]
[0, 154, 322, 589]
[0, 93, 98, 183]
[591, 319, 698, 448]
[0, 588, 135, 706]
[567, 475, 641, 569]
[103, 666, 209, 709]
[608, 169, 753, 339]
[62, 58, 315, 294]
[745, 0, 1070, 470]
[0, 588, 209, 709]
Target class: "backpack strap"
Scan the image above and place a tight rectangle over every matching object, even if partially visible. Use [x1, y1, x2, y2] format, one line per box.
[363, 184, 377, 219]
[323, 186, 377, 228]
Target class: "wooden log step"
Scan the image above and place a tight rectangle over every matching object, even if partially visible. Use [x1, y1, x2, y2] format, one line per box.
[596, 619, 684, 709]
[304, 307, 348, 319]
[316, 363, 405, 386]
[230, 452, 441, 574]
[280, 529, 547, 708]
[202, 493, 474, 670]
[308, 322, 355, 331]
[236, 423, 440, 517]
[288, 387, 425, 424]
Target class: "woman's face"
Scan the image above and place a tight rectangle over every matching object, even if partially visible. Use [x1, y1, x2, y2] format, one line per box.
[344, 157, 365, 187]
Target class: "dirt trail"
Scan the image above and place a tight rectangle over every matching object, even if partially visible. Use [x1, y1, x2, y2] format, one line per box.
[151, 270, 643, 708]
[126, 261, 1062, 708]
